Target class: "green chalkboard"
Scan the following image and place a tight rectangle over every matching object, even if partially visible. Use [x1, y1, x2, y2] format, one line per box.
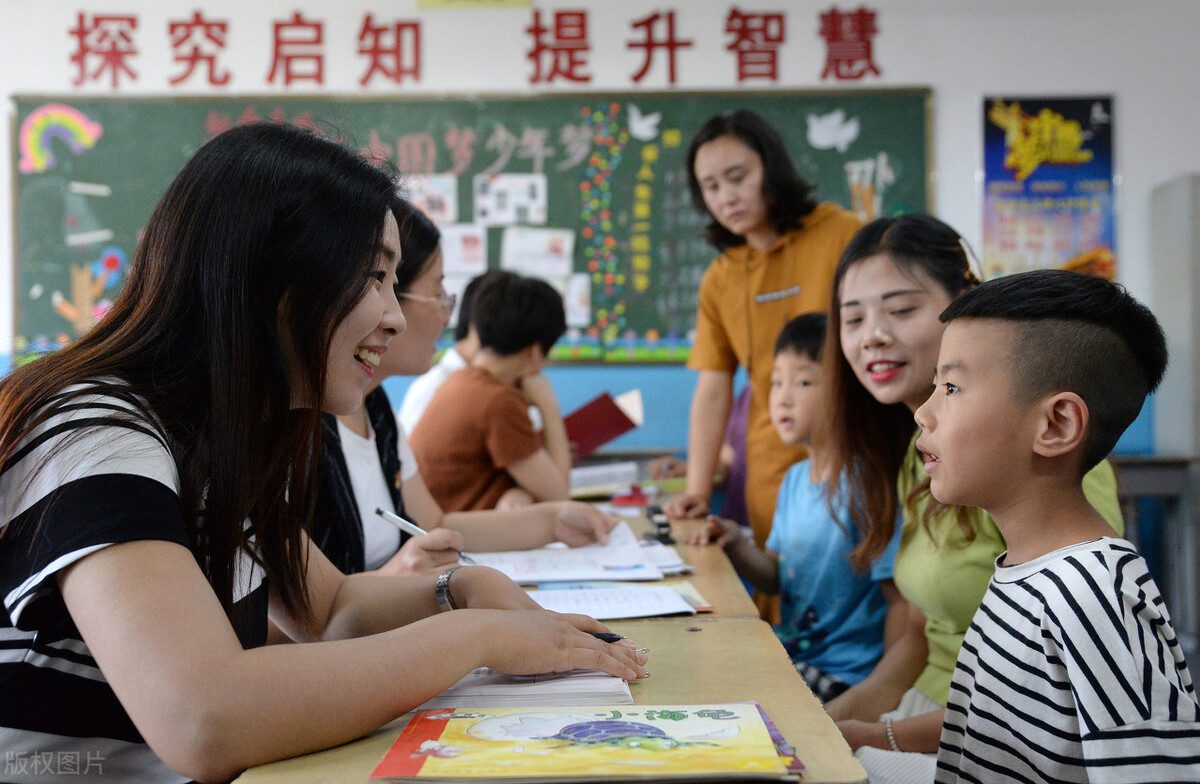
[11, 91, 928, 364]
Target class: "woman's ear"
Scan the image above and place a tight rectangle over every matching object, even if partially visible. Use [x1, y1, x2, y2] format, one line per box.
[1032, 392, 1088, 459]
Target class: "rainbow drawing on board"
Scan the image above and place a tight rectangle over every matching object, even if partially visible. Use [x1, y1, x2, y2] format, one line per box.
[18, 104, 104, 174]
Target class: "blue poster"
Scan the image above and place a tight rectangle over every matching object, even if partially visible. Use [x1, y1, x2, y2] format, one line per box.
[982, 96, 1115, 279]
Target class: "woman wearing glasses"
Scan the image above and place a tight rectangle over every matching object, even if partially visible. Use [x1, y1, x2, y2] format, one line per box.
[311, 200, 619, 577]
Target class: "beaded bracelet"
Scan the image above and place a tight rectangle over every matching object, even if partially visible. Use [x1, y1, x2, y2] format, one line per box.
[883, 717, 900, 752]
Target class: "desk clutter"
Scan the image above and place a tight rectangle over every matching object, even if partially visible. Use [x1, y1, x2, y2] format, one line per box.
[370, 702, 803, 782]
[463, 522, 691, 584]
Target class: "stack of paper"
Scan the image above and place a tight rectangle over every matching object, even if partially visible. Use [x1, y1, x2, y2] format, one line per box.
[464, 523, 661, 584]
[417, 668, 632, 710]
[529, 585, 696, 620]
[640, 541, 692, 576]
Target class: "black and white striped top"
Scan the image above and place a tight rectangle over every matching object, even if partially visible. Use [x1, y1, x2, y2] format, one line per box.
[936, 537, 1200, 783]
[0, 383, 267, 783]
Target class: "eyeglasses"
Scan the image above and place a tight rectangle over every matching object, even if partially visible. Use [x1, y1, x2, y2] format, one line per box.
[399, 290, 457, 314]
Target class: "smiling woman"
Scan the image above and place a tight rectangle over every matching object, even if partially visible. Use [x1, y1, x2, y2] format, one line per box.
[0, 124, 645, 784]
[311, 198, 624, 581]
[813, 215, 1124, 783]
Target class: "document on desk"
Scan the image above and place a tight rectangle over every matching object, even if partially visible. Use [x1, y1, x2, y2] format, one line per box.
[416, 667, 632, 710]
[464, 522, 662, 584]
[529, 585, 696, 619]
[372, 702, 798, 782]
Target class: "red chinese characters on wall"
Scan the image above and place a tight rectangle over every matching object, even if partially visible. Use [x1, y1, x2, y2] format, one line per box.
[627, 10, 693, 85]
[169, 12, 230, 86]
[526, 10, 590, 84]
[818, 5, 881, 80]
[69, 13, 138, 88]
[64, 6, 883, 90]
[268, 12, 324, 86]
[359, 15, 421, 85]
[725, 8, 785, 82]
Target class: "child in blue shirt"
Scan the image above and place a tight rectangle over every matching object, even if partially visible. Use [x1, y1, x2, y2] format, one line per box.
[690, 313, 901, 701]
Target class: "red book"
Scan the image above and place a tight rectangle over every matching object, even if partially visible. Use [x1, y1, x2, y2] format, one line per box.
[563, 389, 643, 461]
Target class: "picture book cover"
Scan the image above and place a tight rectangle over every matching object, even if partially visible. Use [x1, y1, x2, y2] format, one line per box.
[370, 703, 798, 782]
[564, 389, 643, 461]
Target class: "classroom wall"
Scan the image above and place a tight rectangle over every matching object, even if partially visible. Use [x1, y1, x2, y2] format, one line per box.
[1, 0, 1196, 454]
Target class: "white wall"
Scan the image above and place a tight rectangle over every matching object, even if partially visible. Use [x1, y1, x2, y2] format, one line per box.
[3, 0, 1199, 367]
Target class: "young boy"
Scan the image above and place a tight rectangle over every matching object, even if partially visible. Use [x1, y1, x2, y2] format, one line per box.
[689, 313, 902, 702]
[409, 272, 570, 512]
[914, 269, 1200, 782]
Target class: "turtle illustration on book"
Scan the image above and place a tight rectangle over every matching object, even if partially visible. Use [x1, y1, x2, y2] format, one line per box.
[547, 720, 713, 751]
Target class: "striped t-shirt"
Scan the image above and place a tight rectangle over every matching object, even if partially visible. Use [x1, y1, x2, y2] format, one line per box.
[936, 537, 1200, 783]
[0, 383, 267, 783]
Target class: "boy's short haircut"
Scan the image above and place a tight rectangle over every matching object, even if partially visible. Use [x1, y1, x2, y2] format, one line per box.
[454, 269, 508, 342]
[775, 312, 828, 361]
[939, 268, 1168, 472]
[472, 272, 566, 357]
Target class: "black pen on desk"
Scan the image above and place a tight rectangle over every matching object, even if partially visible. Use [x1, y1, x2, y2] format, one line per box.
[589, 632, 625, 643]
[375, 507, 478, 565]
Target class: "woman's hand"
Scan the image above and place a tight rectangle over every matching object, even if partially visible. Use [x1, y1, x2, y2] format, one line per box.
[663, 491, 710, 519]
[378, 530, 465, 577]
[685, 514, 740, 546]
[447, 565, 543, 611]
[472, 609, 648, 681]
[835, 719, 887, 751]
[547, 501, 619, 546]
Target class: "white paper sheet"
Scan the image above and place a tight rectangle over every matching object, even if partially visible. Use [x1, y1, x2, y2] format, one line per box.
[530, 585, 696, 620]
[462, 522, 661, 584]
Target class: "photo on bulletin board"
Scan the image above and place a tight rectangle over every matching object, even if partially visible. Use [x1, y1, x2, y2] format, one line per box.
[981, 96, 1115, 280]
[10, 91, 929, 365]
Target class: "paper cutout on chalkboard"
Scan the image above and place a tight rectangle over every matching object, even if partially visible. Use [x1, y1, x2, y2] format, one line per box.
[564, 273, 592, 328]
[440, 223, 488, 277]
[18, 104, 104, 174]
[500, 226, 574, 279]
[627, 104, 661, 141]
[806, 109, 859, 153]
[473, 173, 547, 226]
[405, 174, 459, 225]
[844, 151, 895, 223]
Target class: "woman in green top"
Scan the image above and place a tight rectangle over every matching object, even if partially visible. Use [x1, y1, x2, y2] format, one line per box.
[814, 216, 1123, 772]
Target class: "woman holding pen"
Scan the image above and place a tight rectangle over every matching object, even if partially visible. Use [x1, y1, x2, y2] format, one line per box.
[312, 200, 620, 577]
[0, 123, 645, 783]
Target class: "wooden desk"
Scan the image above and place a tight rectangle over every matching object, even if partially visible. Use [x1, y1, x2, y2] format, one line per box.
[608, 512, 759, 619]
[236, 618, 866, 783]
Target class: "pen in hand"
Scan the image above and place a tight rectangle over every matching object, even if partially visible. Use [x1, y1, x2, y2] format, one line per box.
[375, 508, 478, 565]
[589, 632, 625, 643]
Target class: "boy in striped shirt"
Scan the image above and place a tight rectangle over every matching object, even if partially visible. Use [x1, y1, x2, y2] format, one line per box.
[913, 269, 1200, 783]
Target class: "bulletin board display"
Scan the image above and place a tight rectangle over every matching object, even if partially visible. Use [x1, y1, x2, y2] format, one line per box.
[11, 91, 928, 364]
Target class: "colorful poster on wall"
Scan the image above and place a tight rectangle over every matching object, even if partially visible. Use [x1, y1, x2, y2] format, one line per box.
[982, 96, 1115, 279]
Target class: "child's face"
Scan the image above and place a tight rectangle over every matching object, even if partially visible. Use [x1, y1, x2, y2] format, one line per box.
[692, 134, 772, 241]
[838, 253, 955, 412]
[768, 349, 822, 446]
[914, 319, 1038, 510]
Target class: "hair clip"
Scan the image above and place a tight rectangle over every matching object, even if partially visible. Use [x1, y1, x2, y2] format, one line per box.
[958, 237, 983, 284]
